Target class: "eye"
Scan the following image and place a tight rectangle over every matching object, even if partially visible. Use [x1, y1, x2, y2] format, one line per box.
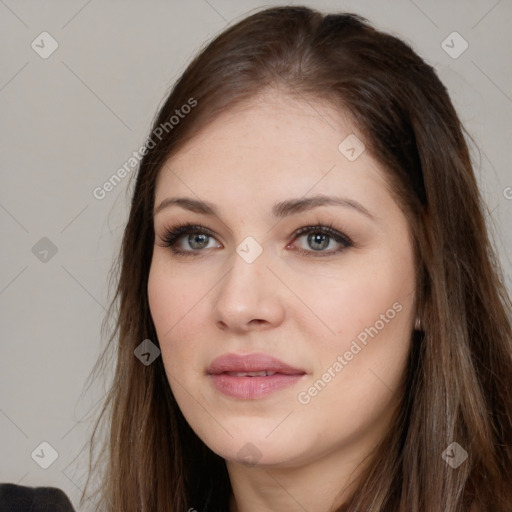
[289, 223, 353, 257]
[156, 221, 353, 257]
[157, 223, 220, 256]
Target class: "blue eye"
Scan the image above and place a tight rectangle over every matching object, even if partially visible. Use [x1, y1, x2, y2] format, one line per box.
[159, 224, 219, 255]
[291, 224, 353, 256]
[157, 222, 353, 257]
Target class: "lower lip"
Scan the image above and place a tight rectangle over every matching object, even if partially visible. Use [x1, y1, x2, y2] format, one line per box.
[209, 373, 304, 399]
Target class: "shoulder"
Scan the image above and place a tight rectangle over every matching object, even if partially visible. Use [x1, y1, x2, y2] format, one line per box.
[0, 483, 75, 512]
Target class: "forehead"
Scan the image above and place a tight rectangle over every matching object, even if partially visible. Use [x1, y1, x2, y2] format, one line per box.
[155, 92, 390, 212]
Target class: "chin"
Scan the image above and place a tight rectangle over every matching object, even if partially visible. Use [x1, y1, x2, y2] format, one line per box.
[205, 432, 304, 468]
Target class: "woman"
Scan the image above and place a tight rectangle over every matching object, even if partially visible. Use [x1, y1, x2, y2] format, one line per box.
[82, 5, 512, 511]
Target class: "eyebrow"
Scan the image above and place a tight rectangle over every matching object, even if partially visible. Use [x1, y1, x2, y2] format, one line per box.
[154, 194, 376, 221]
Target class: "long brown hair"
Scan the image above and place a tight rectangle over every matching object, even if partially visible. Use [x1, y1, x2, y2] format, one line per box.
[82, 6, 512, 511]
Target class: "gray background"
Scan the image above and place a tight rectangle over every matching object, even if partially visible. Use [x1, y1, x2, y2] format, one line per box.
[1, 0, 511, 509]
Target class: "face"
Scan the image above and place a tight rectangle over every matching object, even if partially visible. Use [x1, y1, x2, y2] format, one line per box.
[148, 92, 417, 473]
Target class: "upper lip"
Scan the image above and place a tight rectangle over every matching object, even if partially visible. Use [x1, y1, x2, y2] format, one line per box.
[207, 353, 305, 375]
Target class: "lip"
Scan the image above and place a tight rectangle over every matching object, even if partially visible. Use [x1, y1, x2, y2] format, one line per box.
[207, 352, 306, 399]
[207, 352, 305, 375]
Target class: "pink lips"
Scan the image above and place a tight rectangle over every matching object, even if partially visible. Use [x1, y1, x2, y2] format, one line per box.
[207, 353, 306, 399]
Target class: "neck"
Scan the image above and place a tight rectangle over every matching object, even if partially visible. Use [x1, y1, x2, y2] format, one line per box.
[226, 441, 370, 512]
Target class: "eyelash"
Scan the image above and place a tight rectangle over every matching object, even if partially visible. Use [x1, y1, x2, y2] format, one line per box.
[157, 220, 354, 258]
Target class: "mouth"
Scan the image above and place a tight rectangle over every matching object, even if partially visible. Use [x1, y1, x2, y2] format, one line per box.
[223, 370, 282, 377]
[207, 353, 306, 399]
[207, 352, 305, 375]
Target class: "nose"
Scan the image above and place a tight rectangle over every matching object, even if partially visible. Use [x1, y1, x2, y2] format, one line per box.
[212, 245, 286, 333]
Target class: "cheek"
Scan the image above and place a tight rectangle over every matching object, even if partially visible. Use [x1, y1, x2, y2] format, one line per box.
[148, 258, 222, 392]
[289, 250, 414, 344]
[147, 261, 199, 360]
[147, 253, 202, 329]
[292, 245, 415, 404]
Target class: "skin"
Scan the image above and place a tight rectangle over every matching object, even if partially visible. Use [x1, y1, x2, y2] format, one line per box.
[148, 91, 417, 512]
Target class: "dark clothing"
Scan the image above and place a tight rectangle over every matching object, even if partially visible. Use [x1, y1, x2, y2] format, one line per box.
[0, 483, 75, 512]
